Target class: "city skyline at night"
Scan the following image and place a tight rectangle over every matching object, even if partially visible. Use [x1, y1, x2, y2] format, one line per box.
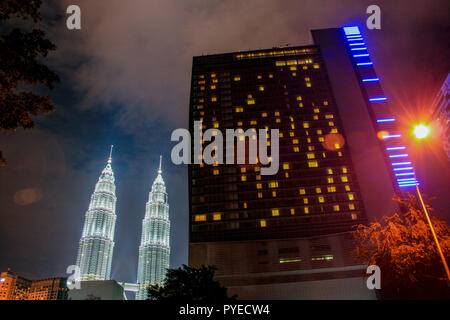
[0, 1, 448, 302]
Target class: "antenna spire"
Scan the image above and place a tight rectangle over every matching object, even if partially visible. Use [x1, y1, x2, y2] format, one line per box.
[158, 155, 162, 174]
[108, 145, 113, 163]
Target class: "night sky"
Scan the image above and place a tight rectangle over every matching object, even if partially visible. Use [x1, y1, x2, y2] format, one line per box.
[0, 0, 449, 284]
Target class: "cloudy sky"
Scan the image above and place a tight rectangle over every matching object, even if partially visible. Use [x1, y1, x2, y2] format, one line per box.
[0, 0, 448, 283]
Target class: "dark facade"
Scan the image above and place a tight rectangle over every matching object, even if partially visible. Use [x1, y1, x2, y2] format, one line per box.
[188, 26, 408, 299]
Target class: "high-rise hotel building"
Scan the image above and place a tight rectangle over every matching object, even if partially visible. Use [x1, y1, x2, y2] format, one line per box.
[188, 26, 415, 299]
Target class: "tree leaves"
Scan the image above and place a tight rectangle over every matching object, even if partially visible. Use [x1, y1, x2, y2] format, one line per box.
[0, 0, 59, 165]
[354, 194, 450, 299]
[146, 264, 236, 301]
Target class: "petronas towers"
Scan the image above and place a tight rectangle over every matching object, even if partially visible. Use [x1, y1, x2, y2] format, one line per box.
[75, 147, 170, 299]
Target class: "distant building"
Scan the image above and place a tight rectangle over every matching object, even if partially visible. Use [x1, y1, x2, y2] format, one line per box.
[0, 270, 68, 300]
[76, 146, 117, 281]
[136, 156, 171, 300]
[187, 26, 412, 299]
[432, 72, 450, 160]
[68, 280, 124, 300]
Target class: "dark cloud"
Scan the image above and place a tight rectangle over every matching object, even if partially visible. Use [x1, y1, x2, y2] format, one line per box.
[0, 0, 448, 283]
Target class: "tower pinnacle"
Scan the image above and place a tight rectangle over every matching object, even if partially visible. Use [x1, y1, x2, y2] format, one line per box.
[108, 145, 114, 163]
[158, 155, 162, 174]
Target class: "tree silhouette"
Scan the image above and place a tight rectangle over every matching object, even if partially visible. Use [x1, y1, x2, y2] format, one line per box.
[0, 0, 60, 165]
[354, 194, 450, 299]
[147, 264, 236, 301]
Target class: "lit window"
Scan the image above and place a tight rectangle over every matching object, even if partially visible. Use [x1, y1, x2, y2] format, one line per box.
[345, 185, 351, 191]
[274, 111, 280, 116]
[333, 205, 340, 212]
[243, 202, 248, 209]
[276, 61, 286, 66]
[291, 123, 295, 129]
[299, 103, 304, 108]
[262, 112, 267, 117]
[318, 137, 324, 142]
[342, 167, 348, 173]
[213, 213, 221, 221]
[327, 168, 333, 174]
[260, 220, 267, 227]
[235, 107, 244, 112]
[250, 120, 257, 125]
[293, 146, 300, 152]
[292, 139, 299, 145]
[351, 213, 357, 219]
[213, 169, 219, 175]
[258, 192, 263, 198]
[256, 183, 262, 189]
[234, 75, 241, 81]
[318, 196, 325, 203]
[314, 108, 320, 113]
[341, 176, 348, 182]
[303, 198, 308, 204]
[268, 74, 273, 78]
[283, 163, 290, 170]
[276, 118, 281, 123]
[303, 122, 310, 128]
[211, 96, 217, 102]
[313, 64, 320, 69]
[307, 153, 315, 159]
[348, 193, 354, 200]
[313, 115, 319, 120]
[213, 122, 219, 128]
[210, 85, 216, 89]
[317, 129, 323, 135]
[247, 98, 255, 105]
[299, 188, 306, 195]
[290, 66, 297, 71]
[241, 175, 247, 181]
[269, 181, 279, 188]
[297, 96, 303, 101]
[327, 186, 336, 193]
[315, 187, 322, 194]
[272, 191, 277, 197]
[290, 208, 295, 215]
[349, 204, 356, 211]
[241, 167, 246, 173]
[237, 121, 243, 126]
[272, 209, 280, 216]
[195, 215, 207, 222]
[304, 207, 309, 214]
[259, 86, 265, 91]
[325, 114, 334, 119]
[328, 177, 334, 183]
[308, 161, 318, 168]
[211, 73, 216, 78]
[323, 100, 328, 105]
[257, 74, 262, 79]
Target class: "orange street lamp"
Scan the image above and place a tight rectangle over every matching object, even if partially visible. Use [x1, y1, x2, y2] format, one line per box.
[413, 123, 431, 140]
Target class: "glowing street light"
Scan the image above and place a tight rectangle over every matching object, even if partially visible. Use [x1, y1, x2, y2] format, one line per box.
[413, 124, 430, 140]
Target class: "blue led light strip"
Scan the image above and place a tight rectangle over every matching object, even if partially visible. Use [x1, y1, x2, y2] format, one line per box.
[377, 118, 395, 123]
[362, 78, 380, 82]
[344, 25, 418, 189]
[386, 146, 406, 150]
[369, 97, 388, 101]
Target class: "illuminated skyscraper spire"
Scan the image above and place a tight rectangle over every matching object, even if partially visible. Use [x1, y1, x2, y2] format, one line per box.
[136, 156, 170, 300]
[76, 146, 117, 281]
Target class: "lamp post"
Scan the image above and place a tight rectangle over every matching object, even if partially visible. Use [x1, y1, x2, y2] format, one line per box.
[411, 123, 450, 283]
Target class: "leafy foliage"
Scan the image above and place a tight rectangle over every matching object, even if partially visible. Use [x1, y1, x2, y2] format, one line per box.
[0, 0, 60, 165]
[354, 194, 450, 299]
[147, 264, 236, 301]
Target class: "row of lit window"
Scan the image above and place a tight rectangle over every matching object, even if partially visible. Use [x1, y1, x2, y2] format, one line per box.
[194, 203, 357, 223]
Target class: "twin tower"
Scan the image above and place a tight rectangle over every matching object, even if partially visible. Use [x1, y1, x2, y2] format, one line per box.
[75, 146, 170, 300]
